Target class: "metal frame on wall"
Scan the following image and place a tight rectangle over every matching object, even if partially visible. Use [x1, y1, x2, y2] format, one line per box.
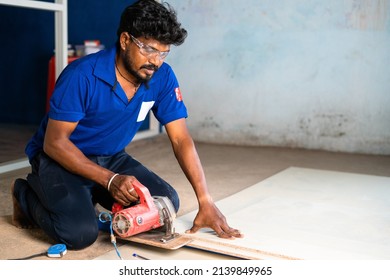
[0, 0, 68, 81]
[0, 0, 68, 174]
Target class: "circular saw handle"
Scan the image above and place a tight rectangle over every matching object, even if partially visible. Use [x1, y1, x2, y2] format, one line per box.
[131, 180, 156, 210]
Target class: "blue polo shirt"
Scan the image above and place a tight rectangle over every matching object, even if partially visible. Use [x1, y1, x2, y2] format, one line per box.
[25, 46, 188, 161]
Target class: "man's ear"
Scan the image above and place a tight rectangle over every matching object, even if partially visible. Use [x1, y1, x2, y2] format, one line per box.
[120, 32, 130, 51]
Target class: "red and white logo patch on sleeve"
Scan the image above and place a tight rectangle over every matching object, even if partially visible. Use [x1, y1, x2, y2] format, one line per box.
[175, 87, 183, 102]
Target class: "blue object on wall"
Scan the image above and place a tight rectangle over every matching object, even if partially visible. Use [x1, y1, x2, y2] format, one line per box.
[0, 0, 136, 125]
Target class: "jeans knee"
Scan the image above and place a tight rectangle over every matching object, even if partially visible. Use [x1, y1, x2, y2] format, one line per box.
[169, 190, 180, 213]
[59, 220, 99, 250]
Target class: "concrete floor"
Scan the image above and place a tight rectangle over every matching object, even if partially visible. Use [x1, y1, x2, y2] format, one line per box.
[1, 131, 390, 260]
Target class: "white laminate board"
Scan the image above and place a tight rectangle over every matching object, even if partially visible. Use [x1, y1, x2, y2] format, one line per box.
[174, 167, 390, 260]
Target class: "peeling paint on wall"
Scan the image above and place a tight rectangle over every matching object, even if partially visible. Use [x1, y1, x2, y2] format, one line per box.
[299, 114, 350, 138]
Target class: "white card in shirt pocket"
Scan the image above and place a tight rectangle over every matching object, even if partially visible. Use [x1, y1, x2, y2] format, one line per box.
[137, 101, 155, 122]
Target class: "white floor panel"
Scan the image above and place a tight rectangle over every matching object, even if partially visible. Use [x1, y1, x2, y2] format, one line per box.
[175, 167, 390, 259]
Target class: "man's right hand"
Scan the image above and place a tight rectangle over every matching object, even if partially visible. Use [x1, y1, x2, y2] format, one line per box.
[107, 174, 140, 206]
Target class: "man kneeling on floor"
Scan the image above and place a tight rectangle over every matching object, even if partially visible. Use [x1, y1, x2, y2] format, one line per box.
[11, 0, 242, 250]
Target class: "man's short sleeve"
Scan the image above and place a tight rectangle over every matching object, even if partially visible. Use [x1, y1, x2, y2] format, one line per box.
[48, 65, 89, 122]
[152, 64, 188, 125]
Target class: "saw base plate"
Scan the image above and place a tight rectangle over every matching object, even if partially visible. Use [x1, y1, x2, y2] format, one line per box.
[118, 230, 193, 250]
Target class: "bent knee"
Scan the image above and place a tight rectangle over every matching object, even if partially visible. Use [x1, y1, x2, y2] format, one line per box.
[169, 191, 180, 213]
[58, 221, 99, 250]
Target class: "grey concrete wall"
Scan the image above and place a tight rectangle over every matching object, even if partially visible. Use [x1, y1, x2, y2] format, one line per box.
[166, 0, 390, 155]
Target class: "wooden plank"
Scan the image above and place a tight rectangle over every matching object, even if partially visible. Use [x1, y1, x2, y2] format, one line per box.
[118, 232, 193, 250]
[184, 236, 298, 260]
[174, 167, 390, 259]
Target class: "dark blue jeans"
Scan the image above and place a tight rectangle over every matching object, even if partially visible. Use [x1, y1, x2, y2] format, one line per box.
[15, 150, 179, 250]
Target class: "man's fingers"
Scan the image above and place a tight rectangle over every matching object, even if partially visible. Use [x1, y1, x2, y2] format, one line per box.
[185, 225, 201, 234]
[126, 187, 138, 200]
[185, 223, 244, 239]
[115, 188, 138, 206]
[225, 227, 244, 238]
[218, 226, 244, 239]
[216, 229, 235, 239]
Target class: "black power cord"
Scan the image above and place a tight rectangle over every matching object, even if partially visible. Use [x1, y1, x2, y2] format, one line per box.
[8, 244, 67, 260]
[8, 252, 47, 260]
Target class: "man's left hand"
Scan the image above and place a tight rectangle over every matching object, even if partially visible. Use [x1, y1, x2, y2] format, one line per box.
[185, 202, 243, 239]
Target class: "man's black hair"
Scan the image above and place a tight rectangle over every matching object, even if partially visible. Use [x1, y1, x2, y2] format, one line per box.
[116, 0, 187, 47]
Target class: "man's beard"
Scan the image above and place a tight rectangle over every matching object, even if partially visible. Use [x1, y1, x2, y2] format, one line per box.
[122, 53, 159, 87]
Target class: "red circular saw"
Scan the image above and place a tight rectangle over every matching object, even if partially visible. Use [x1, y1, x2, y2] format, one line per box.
[111, 181, 177, 240]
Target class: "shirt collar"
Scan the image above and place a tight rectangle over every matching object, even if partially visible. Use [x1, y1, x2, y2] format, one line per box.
[93, 46, 117, 87]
